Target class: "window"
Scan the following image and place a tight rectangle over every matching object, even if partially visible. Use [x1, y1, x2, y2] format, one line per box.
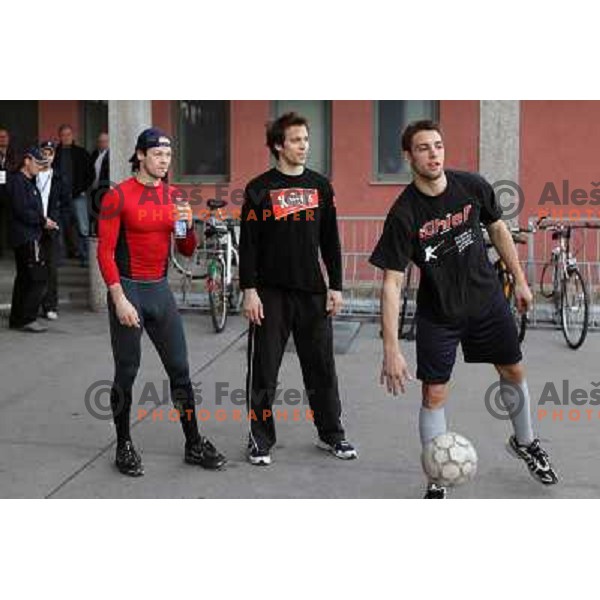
[82, 100, 108, 153]
[272, 101, 331, 175]
[175, 101, 229, 182]
[0, 100, 39, 158]
[374, 100, 439, 181]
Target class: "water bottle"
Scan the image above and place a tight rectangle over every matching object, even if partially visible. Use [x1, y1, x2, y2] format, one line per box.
[174, 218, 188, 239]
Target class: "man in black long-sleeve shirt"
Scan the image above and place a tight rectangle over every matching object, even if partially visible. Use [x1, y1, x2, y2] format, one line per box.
[239, 111, 357, 466]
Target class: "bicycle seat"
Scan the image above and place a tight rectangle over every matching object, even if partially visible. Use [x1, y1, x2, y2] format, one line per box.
[204, 219, 228, 237]
[207, 199, 228, 210]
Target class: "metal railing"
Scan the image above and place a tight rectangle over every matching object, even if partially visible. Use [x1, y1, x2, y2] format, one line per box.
[525, 216, 600, 328]
[338, 215, 600, 327]
[168, 213, 600, 326]
[337, 217, 386, 317]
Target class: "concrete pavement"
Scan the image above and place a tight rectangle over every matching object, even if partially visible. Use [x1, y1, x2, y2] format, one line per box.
[1, 306, 599, 498]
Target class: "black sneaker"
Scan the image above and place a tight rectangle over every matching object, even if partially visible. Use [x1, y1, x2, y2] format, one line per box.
[115, 441, 144, 477]
[185, 436, 227, 470]
[507, 436, 558, 485]
[316, 439, 358, 460]
[424, 483, 447, 499]
[247, 444, 272, 466]
[247, 437, 272, 466]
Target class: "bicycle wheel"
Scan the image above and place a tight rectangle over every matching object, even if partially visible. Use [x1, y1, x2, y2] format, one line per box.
[171, 220, 207, 296]
[227, 250, 242, 312]
[207, 258, 227, 333]
[540, 261, 556, 299]
[227, 281, 242, 312]
[560, 267, 589, 349]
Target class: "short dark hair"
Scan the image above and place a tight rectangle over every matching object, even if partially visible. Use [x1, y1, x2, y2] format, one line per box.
[58, 124, 73, 134]
[401, 120, 443, 153]
[266, 112, 309, 160]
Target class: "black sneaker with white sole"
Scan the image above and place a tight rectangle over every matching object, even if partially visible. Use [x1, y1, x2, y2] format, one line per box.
[507, 435, 558, 485]
[424, 483, 447, 499]
[316, 439, 358, 460]
[185, 436, 227, 470]
[115, 440, 144, 477]
[247, 443, 272, 466]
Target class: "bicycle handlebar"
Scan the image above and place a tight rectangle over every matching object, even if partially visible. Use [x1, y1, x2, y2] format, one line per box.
[535, 216, 600, 231]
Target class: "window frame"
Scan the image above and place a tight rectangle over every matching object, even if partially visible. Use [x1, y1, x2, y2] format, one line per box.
[271, 100, 332, 177]
[372, 100, 440, 184]
[173, 100, 231, 184]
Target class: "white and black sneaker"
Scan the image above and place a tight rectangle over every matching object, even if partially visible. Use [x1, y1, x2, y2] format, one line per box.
[247, 440, 272, 466]
[316, 439, 358, 460]
[507, 435, 558, 485]
[424, 483, 447, 499]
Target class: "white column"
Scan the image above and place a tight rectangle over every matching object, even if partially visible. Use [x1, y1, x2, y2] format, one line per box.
[89, 100, 152, 311]
[479, 100, 521, 227]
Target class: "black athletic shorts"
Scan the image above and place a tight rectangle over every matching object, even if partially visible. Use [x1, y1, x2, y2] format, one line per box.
[416, 289, 523, 384]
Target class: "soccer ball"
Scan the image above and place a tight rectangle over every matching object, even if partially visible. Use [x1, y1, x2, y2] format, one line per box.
[421, 432, 478, 487]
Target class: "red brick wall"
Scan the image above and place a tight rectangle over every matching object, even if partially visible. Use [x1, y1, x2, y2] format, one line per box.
[38, 101, 81, 143]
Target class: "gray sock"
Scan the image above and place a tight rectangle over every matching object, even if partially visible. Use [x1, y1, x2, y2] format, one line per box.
[499, 377, 534, 446]
[419, 406, 447, 447]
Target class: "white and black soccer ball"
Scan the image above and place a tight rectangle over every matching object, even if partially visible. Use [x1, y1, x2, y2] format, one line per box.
[421, 432, 478, 487]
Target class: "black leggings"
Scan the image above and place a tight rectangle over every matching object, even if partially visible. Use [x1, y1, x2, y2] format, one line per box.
[107, 277, 199, 445]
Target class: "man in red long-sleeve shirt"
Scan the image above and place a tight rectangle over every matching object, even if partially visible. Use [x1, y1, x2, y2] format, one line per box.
[98, 128, 226, 476]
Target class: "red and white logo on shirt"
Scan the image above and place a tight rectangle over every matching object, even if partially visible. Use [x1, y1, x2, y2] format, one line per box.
[269, 188, 319, 220]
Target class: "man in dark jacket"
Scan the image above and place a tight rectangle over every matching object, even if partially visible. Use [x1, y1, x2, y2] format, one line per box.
[53, 124, 94, 266]
[89, 132, 110, 236]
[37, 141, 69, 319]
[7, 146, 59, 332]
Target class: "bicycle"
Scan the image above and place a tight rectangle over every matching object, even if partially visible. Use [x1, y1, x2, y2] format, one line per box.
[171, 199, 241, 333]
[538, 218, 591, 350]
[484, 225, 533, 344]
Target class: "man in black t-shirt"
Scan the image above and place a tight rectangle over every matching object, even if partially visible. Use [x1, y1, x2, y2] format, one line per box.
[370, 120, 557, 498]
[240, 112, 357, 466]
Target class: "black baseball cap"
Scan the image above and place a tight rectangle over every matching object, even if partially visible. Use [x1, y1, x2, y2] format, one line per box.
[135, 127, 171, 151]
[129, 127, 172, 164]
[39, 140, 57, 152]
[23, 146, 48, 164]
